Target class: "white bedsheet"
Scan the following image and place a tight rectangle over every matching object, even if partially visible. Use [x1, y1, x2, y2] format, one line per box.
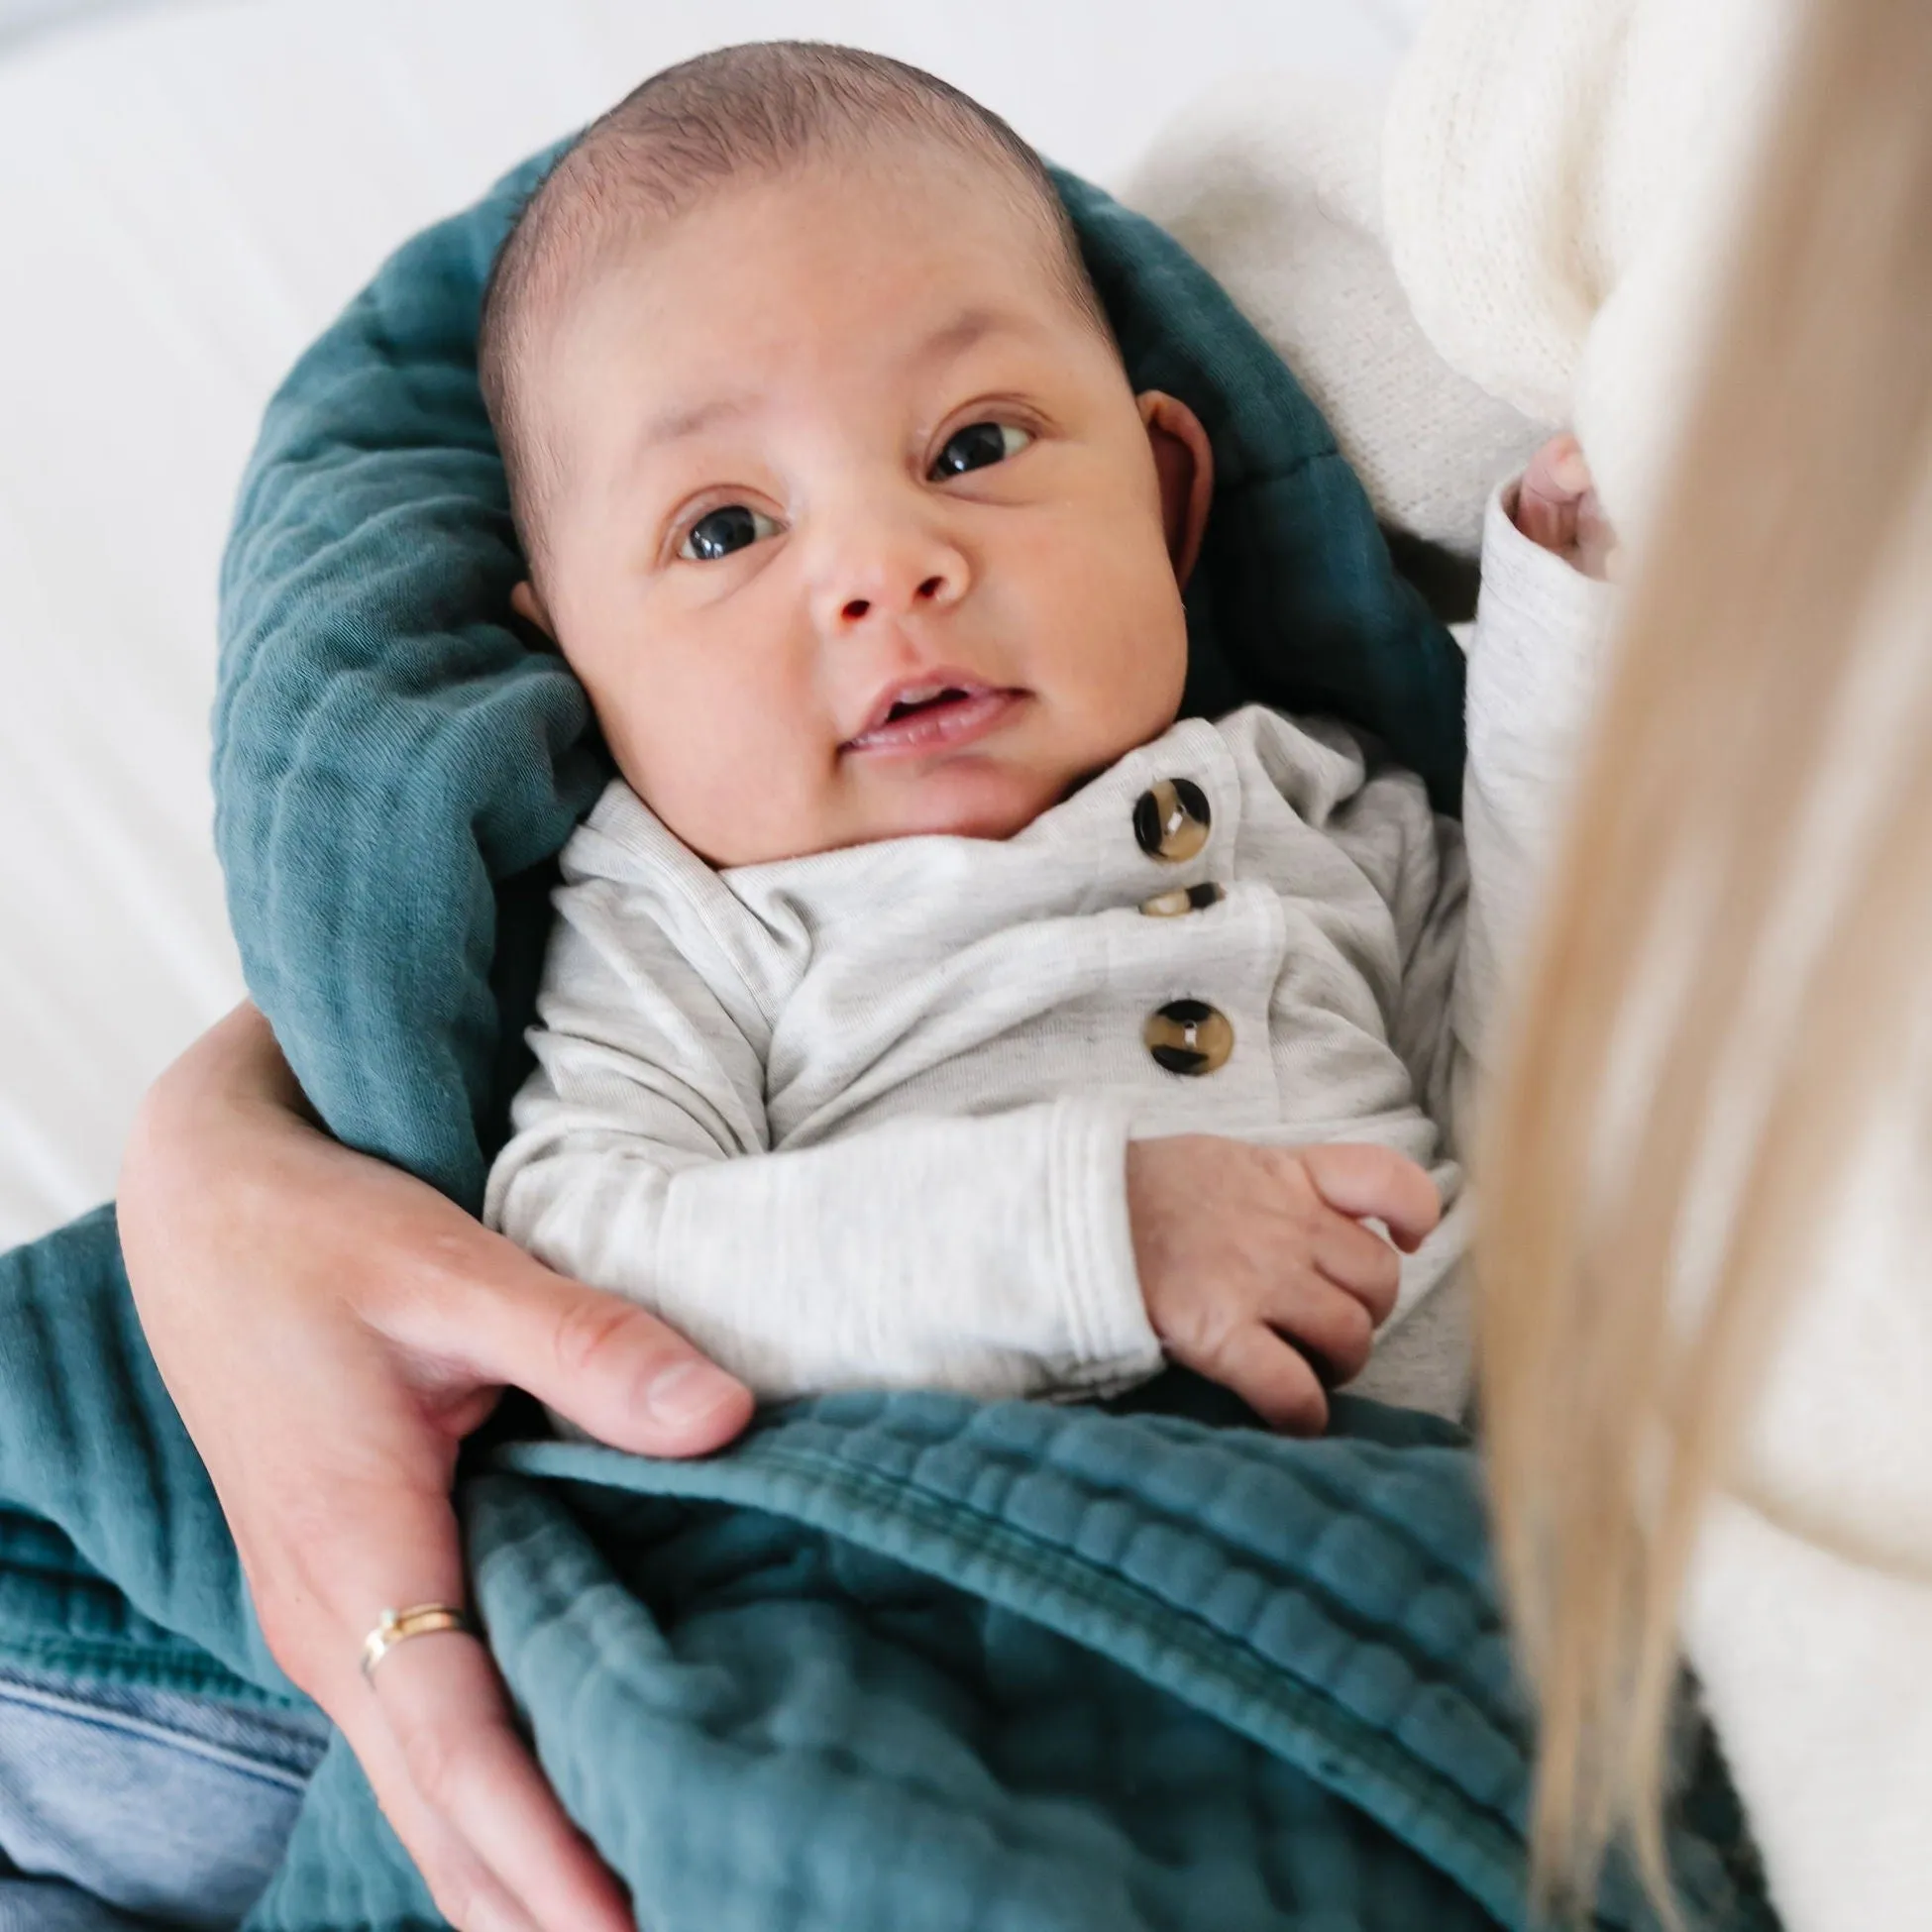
[0, 0, 1420, 1247]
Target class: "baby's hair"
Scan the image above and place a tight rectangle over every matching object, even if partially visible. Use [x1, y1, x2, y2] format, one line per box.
[479, 41, 1115, 591]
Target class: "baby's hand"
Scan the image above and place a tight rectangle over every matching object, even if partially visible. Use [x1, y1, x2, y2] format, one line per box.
[1513, 432, 1620, 581]
[1125, 1138, 1440, 1435]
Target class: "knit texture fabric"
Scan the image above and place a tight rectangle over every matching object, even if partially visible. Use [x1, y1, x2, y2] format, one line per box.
[1383, 0, 1801, 534]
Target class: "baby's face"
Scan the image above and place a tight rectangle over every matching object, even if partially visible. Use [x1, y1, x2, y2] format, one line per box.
[515, 148, 1210, 868]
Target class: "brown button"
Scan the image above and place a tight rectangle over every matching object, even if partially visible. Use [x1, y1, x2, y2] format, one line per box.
[1133, 778, 1211, 862]
[1144, 1000, 1234, 1076]
[1138, 882, 1225, 918]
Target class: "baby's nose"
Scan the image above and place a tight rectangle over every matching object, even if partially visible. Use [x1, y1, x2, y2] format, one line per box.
[837, 575, 949, 624]
[814, 512, 969, 630]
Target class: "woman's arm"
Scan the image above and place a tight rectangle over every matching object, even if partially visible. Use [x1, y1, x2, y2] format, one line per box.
[117, 1004, 753, 1932]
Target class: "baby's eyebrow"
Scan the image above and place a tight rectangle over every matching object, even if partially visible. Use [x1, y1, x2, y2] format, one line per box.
[633, 391, 760, 454]
[912, 306, 1039, 369]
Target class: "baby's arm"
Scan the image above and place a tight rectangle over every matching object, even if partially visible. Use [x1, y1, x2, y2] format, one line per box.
[1452, 437, 1621, 1080]
[485, 874, 1161, 1406]
[1293, 440, 1618, 1155]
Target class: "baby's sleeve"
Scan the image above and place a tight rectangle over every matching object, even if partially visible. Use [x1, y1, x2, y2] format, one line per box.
[483, 841, 1160, 1407]
[1451, 483, 1619, 1076]
[1311, 483, 1617, 1155]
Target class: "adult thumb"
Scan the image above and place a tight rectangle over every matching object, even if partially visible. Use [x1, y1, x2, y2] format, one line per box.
[445, 1233, 755, 1455]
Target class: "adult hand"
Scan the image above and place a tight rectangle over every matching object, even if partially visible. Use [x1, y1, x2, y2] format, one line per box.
[1126, 1137, 1440, 1435]
[119, 1004, 753, 1932]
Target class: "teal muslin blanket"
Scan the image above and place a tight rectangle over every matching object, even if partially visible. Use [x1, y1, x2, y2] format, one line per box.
[0, 144, 1773, 1930]
[0, 1211, 1771, 1931]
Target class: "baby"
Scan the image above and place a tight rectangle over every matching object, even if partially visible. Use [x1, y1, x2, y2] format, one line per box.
[480, 43, 1604, 1429]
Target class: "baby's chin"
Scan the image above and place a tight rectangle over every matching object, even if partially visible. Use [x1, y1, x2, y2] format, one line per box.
[698, 762, 1076, 866]
[840, 756, 1084, 847]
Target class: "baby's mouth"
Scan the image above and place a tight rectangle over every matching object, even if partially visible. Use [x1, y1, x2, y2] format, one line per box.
[843, 677, 1025, 756]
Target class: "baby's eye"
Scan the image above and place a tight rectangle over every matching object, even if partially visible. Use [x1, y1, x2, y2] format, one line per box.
[930, 421, 1032, 480]
[679, 503, 779, 562]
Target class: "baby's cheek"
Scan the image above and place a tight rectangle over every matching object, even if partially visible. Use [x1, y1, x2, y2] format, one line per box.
[1033, 526, 1181, 684]
[1078, 592, 1188, 744]
[662, 697, 846, 866]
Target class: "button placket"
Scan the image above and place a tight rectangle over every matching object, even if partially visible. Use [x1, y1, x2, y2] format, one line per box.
[1130, 765, 1231, 1072]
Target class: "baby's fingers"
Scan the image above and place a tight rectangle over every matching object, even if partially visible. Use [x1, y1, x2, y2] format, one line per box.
[1514, 434, 1621, 579]
[1297, 1144, 1441, 1252]
[1195, 1325, 1330, 1436]
[1517, 432, 1592, 521]
[1310, 1214, 1403, 1325]
[1262, 1272, 1377, 1386]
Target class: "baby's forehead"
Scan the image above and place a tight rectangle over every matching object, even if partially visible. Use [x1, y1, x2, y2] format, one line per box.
[534, 149, 1093, 389]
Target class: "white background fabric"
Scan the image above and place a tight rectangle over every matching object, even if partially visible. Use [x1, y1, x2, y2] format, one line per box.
[0, 0, 1425, 1247]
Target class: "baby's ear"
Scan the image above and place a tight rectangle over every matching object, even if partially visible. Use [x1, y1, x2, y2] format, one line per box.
[509, 580, 556, 640]
[1137, 391, 1214, 588]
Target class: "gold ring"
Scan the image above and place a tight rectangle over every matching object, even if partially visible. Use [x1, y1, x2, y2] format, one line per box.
[360, 1603, 473, 1678]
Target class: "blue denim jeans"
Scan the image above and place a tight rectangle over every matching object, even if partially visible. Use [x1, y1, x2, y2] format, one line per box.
[0, 1664, 330, 1930]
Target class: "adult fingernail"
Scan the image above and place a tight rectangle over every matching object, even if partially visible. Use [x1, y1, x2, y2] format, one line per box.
[645, 1358, 744, 1428]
